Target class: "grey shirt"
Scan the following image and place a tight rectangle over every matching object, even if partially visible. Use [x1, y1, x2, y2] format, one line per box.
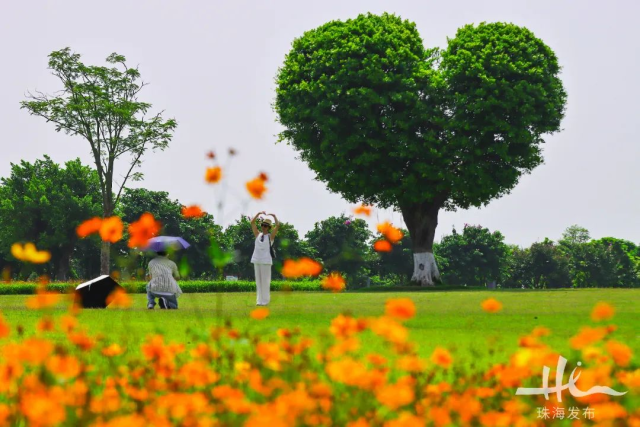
[148, 256, 182, 296]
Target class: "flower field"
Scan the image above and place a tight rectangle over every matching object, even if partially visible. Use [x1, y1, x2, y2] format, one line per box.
[0, 289, 637, 426]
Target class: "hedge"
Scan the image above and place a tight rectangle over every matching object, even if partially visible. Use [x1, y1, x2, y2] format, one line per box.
[0, 280, 323, 295]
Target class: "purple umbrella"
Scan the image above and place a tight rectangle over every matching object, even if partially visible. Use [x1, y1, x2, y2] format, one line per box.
[143, 236, 191, 252]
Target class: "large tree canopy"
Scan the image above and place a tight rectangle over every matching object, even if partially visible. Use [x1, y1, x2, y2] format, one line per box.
[275, 13, 566, 285]
[21, 48, 177, 274]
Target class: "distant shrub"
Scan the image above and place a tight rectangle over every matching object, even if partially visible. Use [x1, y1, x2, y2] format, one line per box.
[0, 280, 322, 295]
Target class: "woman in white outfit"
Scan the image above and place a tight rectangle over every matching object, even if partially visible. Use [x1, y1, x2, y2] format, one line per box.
[250, 211, 279, 306]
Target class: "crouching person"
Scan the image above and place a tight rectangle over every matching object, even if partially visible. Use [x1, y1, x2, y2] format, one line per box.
[147, 251, 182, 309]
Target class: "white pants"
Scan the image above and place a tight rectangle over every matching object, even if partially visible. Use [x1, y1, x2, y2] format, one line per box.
[254, 264, 272, 305]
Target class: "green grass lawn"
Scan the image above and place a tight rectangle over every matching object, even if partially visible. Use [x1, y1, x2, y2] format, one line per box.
[0, 289, 638, 368]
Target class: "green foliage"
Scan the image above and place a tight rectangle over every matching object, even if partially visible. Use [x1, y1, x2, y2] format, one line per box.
[275, 14, 567, 284]
[276, 16, 566, 210]
[373, 230, 413, 281]
[559, 225, 591, 246]
[556, 226, 639, 288]
[208, 240, 234, 272]
[0, 156, 102, 280]
[568, 238, 640, 288]
[435, 225, 510, 286]
[114, 188, 227, 279]
[276, 13, 438, 208]
[271, 222, 316, 262]
[305, 214, 372, 284]
[223, 216, 256, 280]
[503, 239, 572, 289]
[438, 23, 567, 209]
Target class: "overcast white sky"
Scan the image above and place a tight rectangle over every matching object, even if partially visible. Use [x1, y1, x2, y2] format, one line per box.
[1, 0, 638, 247]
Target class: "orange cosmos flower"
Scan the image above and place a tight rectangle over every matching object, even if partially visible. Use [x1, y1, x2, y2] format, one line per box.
[431, 347, 453, 369]
[246, 177, 267, 199]
[76, 217, 103, 238]
[102, 343, 124, 357]
[256, 342, 287, 370]
[178, 361, 220, 388]
[369, 316, 409, 344]
[397, 355, 426, 373]
[20, 391, 67, 426]
[385, 298, 416, 321]
[374, 240, 392, 252]
[60, 315, 78, 333]
[330, 314, 367, 338]
[347, 419, 371, 427]
[376, 382, 415, 410]
[377, 222, 404, 244]
[353, 204, 372, 217]
[127, 212, 161, 248]
[211, 385, 245, 400]
[0, 314, 10, 338]
[205, 166, 222, 183]
[481, 298, 503, 313]
[385, 413, 426, 427]
[606, 340, 632, 367]
[68, 332, 95, 351]
[281, 257, 323, 278]
[591, 302, 615, 321]
[99, 216, 124, 243]
[617, 370, 640, 388]
[11, 243, 51, 264]
[45, 354, 81, 379]
[322, 272, 346, 293]
[429, 408, 452, 427]
[325, 358, 369, 387]
[570, 326, 608, 350]
[26, 292, 60, 309]
[250, 308, 270, 320]
[367, 354, 387, 367]
[182, 205, 205, 219]
[106, 288, 131, 308]
[531, 326, 551, 337]
[37, 316, 55, 333]
[258, 172, 268, 182]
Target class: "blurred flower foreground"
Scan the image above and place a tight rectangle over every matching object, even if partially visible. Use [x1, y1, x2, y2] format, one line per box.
[0, 298, 636, 426]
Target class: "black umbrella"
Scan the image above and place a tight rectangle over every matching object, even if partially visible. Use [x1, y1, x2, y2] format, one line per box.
[74, 275, 124, 309]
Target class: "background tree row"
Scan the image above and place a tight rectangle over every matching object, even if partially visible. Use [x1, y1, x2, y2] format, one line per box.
[0, 158, 638, 288]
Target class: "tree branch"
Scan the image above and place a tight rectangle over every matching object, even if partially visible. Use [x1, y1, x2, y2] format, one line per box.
[114, 147, 145, 207]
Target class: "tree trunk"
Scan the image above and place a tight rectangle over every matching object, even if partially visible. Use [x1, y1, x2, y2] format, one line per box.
[411, 252, 440, 286]
[56, 247, 73, 281]
[100, 241, 111, 276]
[100, 195, 113, 276]
[400, 200, 443, 287]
